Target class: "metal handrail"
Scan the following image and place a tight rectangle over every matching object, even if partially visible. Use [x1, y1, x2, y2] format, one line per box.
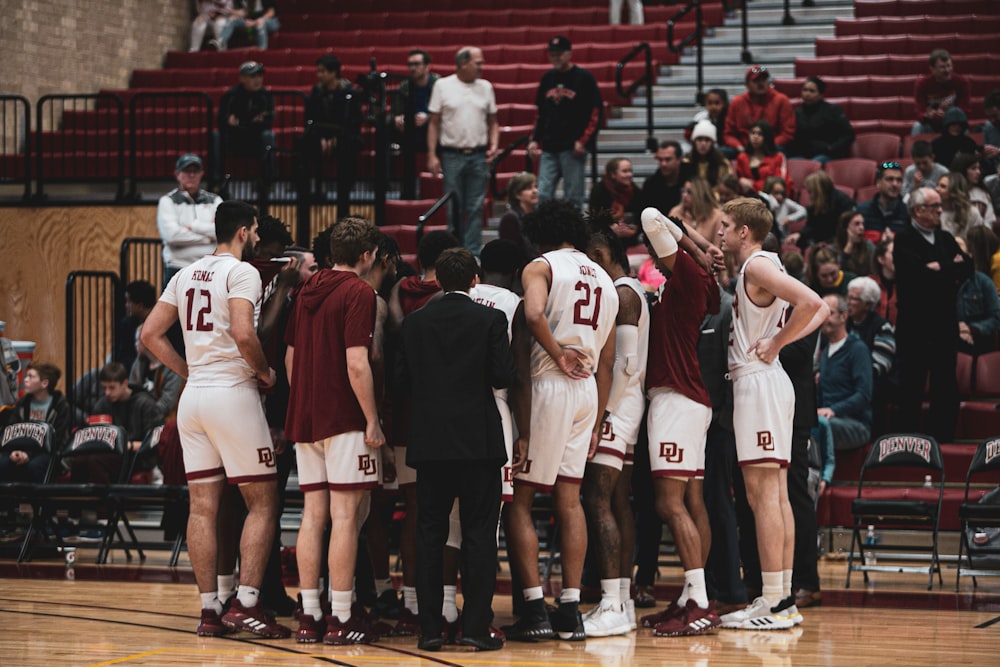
[667, 1, 706, 105]
[417, 190, 457, 242]
[489, 135, 532, 199]
[615, 42, 657, 153]
[722, 0, 753, 65]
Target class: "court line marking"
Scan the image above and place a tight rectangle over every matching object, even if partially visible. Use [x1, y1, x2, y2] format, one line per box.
[975, 615, 1000, 629]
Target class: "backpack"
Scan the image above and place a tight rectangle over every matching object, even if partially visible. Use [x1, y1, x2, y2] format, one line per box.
[0, 338, 19, 410]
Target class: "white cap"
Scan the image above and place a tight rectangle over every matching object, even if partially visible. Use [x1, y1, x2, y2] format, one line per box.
[691, 119, 717, 143]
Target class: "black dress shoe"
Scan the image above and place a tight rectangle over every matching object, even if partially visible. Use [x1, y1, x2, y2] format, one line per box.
[417, 635, 445, 651]
[459, 635, 504, 651]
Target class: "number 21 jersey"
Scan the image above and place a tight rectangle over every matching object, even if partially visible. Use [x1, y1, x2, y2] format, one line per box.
[161, 252, 262, 387]
[529, 248, 618, 378]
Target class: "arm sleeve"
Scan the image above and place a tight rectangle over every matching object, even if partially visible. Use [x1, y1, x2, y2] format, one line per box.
[775, 96, 797, 147]
[871, 322, 896, 379]
[723, 99, 744, 150]
[605, 324, 639, 415]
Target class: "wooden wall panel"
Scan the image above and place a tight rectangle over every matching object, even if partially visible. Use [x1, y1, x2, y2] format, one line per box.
[0, 206, 158, 381]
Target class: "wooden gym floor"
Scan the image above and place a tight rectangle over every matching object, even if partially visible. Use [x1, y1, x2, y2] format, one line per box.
[1, 545, 999, 667]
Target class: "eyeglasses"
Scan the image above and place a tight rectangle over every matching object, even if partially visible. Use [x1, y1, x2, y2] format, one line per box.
[918, 203, 944, 210]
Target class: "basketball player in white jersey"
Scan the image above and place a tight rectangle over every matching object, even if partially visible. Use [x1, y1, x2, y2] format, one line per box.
[580, 226, 649, 636]
[141, 200, 291, 639]
[716, 198, 827, 630]
[503, 200, 618, 642]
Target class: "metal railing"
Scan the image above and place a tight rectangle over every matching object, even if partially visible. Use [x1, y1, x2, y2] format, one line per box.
[119, 238, 164, 291]
[416, 191, 457, 243]
[0, 95, 31, 201]
[65, 271, 121, 421]
[667, 2, 707, 105]
[489, 136, 533, 200]
[616, 42, 658, 153]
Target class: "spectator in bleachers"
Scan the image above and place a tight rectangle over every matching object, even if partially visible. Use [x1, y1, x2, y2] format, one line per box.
[808, 246, 857, 298]
[715, 174, 740, 204]
[305, 55, 363, 221]
[902, 140, 948, 199]
[937, 171, 985, 240]
[218, 61, 275, 182]
[986, 158, 1000, 218]
[527, 36, 602, 211]
[857, 161, 907, 237]
[0, 362, 71, 483]
[894, 187, 971, 441]
[685, 120, 732, 189]
[641, 140, 692, 215]
[686, 89, 730, 157]
[668, 177, 724, 245]
[723, 65, 796, 154]
[846, 276, 897, 432]
[872, 238, 898, 326]
[785, 76, 854, 164]
[932, 107, 977, 170]
[157, 153, 222, 288]
[589, 157, 643, 245]
[965, 224, 1000, 291]
[786, 171, 854, 249]
[190, 1, 233, 51]
[814, 294, 873, 455]
[951, 153, 997, 228]
[129, 323, 183, 421]
[427, 46, 499, 255]
[217, 0, 279, 51]
[609, 0, 643, 24]
[393, 49, 439, 154]
[836, 211, 875, 276]
[735, 120, 791, 196]
[953, 235, 1000, 355]
[498, 172, 540, 263]
[116, 280, 156, 371]
[912, 49, 971, 136]
[979, 91, 1000, 173]
[761, 176, 806, 234]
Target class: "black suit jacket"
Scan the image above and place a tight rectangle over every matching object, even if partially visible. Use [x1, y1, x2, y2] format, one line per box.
[894, 222, 972, 335]
[400, 293, 515, 467]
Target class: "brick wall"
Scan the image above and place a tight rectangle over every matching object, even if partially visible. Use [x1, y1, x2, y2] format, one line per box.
[0, 0, 190, 111]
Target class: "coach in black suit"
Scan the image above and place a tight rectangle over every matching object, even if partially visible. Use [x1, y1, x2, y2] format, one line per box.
[400, 247, 516, 651]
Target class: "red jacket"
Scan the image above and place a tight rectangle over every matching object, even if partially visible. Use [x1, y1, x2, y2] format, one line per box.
[735, 151, 792, 194]
[723, 88, 796, 150]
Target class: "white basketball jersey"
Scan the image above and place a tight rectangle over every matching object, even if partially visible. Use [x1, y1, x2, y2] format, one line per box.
[612, 275, 650, 413]
[529, 248, 618, 377]
[162, 253, 262, 387]
[728, 251, 788, 372]
[470, 282, 522, 402]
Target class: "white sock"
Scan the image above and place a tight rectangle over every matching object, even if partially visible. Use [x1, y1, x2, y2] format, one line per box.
[600, 578, 620, 606]
[375, 577, 394, 596]
[523, 586, 544, 602]
[641, 207, 681, 257]
[301, 588, 323, 621]
[442, 585, 459, 623]
[236, 585, 259, 609]
[685, 568, 709, 609]
[403, 585, 419, 614]
[201, 591, 222, 615]
[559, 588, 581, 605]
[762, 571, 783, 607]
[330, 589, 352, 623]
[677, 580, 689, 606]
[217, 574, 236, 604]
[619, 578, 632, 603]
[783, 569, 793, 600]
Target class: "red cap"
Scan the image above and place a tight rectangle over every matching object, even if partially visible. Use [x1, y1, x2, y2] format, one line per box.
[745, 65, 769, 82]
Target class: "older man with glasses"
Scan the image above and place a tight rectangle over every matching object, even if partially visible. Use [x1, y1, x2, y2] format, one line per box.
[858, 162, 909, 238]
[893, 187, 972, 441]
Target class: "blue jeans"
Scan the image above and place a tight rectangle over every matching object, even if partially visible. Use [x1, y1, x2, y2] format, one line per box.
[440, 150, 489, 254]
[537, 149, 586, 210]
[220, 16, 280, 49]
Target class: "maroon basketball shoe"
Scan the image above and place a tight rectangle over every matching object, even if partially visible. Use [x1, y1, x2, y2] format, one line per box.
[640, 600, 683, 628]
[653, 599, 721, 637]
[324, 614, 380, 645]
[197, 607, 234, 637]
[222, 599, 292, 638]
[296, 613, 326, 643]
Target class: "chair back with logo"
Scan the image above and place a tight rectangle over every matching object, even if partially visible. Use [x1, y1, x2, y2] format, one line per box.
[956, 437, 1000, 589]
[1, 421, 53, 457]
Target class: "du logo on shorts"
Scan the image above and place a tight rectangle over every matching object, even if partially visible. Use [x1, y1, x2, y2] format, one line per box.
[358, 454, 378, 476]
[659, 442, 684, 464]
[257, 447, 276, 467]
[756, 431, 774, 451]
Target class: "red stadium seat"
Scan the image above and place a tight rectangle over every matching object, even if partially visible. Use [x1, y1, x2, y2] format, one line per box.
[825, 158, 878, 192]
[856, 185, 879, 203]
[850, 133, 901, 161]
[974, 351, 1000, 396]
[903, 133, 938, 158]
[787, 159, 822, 197]
[384, 199, 439, 227]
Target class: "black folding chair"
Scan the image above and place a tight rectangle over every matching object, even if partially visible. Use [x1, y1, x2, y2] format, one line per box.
[955, 437, 1000, 590]
[0, 421, 55, 561]
[845, 433, 945, 590]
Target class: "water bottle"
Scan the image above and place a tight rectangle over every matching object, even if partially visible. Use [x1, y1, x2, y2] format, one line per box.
[864, 525, 878, 565]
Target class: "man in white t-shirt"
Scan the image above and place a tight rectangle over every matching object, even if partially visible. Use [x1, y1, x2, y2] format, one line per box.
[426, 46, 499, 255]
[142, 200, 290, 640]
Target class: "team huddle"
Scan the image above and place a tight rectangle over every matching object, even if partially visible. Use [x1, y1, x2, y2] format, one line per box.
[140, 195, 826, 650]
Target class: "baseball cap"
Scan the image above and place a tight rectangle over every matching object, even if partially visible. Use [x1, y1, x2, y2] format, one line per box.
[745, 65, 769, 82]
[239, 61, 265, 76]
[548, 35, 571, 52]
[175, 153, 203, 171]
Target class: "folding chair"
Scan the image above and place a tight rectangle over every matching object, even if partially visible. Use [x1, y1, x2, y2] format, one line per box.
[0, 421, 55, 562]
[104, 425, 189, 565]
[18, 424, 127, 562]
[955, 437, 1000, 590]
[845, 433, 945, 590]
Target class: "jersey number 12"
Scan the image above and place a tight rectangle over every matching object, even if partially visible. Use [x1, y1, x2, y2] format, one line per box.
[185, 288, 214, 332]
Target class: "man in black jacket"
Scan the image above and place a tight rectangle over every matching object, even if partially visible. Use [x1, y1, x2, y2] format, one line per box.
[0, 362, 71, 483]
[400, 247, 515, 652]
[217, 61, 275, 181]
